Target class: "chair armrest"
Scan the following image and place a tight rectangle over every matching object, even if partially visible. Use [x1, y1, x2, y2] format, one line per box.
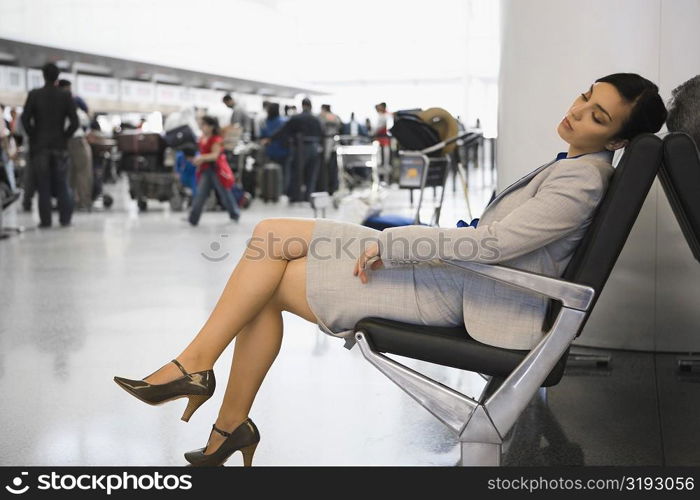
[438, 260, 594, 311]
[485, 307, 584, 435]
[437, 259, 595, 435]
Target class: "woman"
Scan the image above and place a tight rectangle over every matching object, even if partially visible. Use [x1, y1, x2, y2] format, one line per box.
[114, 73, 667, 466]
[187, 116, 240, 226]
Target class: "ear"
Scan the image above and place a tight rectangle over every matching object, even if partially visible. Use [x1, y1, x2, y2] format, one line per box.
[605, 138, 629, 151]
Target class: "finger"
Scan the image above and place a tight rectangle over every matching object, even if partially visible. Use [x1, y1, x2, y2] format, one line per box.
[355, 253, 365, 276]
[363, 259, 374, 283]
[358, 256, 367, 283]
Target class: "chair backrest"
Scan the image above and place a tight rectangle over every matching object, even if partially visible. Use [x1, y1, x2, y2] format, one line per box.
[658, 132, 700, 263]
[543, 133, 664, 334]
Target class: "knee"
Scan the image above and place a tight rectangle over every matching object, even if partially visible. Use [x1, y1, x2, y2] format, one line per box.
[253, 218, 298, 240]
[250, 218, 308, 260]
[252, 218, 276, 240]
[251, 219, 278, 251]
[248, 219, 280, 258]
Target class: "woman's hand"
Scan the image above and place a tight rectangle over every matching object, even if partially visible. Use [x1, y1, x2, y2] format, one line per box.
[353, 241, 384, 284]
[192, 156, 203, 166]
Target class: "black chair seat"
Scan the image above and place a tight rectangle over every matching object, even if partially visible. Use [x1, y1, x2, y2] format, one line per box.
[355, 317, 567, 387]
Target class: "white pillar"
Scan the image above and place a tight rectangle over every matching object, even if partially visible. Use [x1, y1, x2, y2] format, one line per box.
[497, 0, 700, 351]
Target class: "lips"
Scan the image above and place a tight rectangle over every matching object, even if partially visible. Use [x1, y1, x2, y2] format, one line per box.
[562, 117, 573, 131]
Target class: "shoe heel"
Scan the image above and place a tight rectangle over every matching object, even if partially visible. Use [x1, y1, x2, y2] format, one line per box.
[181, 394, 209, 422]
[240, 443, 258, 467]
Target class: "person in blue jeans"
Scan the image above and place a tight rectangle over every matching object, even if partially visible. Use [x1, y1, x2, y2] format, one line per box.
[262, 98, 323, 202]
[188, 116, 240, 226]
[259, 102, 289, 190]
[20, 63, 79, 227]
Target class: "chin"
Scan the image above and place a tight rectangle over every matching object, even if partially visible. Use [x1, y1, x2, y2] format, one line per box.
[556, 123, 571, 143]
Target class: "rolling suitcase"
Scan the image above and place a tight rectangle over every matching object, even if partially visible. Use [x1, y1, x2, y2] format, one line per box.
[259, 163, 282, 202]
[117, 131, 165, 154]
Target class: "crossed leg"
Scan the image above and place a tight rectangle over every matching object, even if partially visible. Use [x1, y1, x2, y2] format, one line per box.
[202, 257, 314, 453]
[143, 217, 320, 452]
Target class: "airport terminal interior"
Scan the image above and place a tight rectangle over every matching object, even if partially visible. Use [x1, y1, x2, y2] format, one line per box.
[1, 0, 700, 466]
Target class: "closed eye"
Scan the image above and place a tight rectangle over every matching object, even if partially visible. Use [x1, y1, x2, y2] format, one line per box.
[580, 93, 604, 124]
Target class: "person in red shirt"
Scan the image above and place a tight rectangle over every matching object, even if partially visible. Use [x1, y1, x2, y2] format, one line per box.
[188, 115, 240, 226]
[373, 102, 392, 167]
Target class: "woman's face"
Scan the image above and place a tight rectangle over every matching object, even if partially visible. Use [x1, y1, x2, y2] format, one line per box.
[200, 122, 213, 136]
[557, 82, 634, 154]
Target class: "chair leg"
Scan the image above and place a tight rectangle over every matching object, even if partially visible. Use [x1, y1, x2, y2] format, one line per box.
[459, 442, 502, 466]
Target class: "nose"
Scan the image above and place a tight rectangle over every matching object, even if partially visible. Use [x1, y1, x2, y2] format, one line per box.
[569, 105, 583, 121]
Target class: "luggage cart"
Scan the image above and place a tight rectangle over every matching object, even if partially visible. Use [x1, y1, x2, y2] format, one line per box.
[362, 108, 474, 230]
[363, 131, 473, 230]
[88, 137, 117, 209]
[116, 131, 185, 212]
[332, 135, 383, 209]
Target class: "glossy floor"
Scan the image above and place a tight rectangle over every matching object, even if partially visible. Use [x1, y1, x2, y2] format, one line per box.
[1, 166, 698, 466]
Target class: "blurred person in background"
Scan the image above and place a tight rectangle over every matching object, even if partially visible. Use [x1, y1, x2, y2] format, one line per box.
[10, 107, 23, 149]
[58, 79, 93, 211]
[342, 112, 369, 139]
[263, 97, 323, 202]
[259, 102, 290, 191]
[0, 104, 17, 193]
[21, 63, 78, 228]
[188, 115, 240, 226]
[319, 104, 342, 194]
[253, 100, 270, 141]
[223, 94, 251, 140]
[373, 102, 392, 167]
[10, 108, 36, 211]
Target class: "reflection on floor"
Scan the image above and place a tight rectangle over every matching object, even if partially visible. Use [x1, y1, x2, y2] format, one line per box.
[1, 167, 698, 466]
[503, 348, 700, 466]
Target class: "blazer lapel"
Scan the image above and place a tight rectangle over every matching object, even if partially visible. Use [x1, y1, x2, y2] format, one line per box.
[483, 158, 558, 213]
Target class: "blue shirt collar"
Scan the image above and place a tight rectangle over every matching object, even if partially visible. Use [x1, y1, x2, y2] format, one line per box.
[556, 150, 614, 162]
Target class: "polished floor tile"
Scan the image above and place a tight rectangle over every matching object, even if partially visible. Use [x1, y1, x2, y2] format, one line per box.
[503, 348, 664, 466]
[655, 353, 700, 466]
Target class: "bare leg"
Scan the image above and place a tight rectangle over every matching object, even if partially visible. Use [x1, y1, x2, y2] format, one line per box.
[201, 257, 315, 454]
[144, 218, 316, 384]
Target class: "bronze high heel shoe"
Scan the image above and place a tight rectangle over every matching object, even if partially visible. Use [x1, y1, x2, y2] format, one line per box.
[184, 418, 260, 467]
[113, 359, 215, 422]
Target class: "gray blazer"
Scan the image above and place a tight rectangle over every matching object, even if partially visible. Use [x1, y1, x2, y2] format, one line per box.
[377, 150, 615, 350]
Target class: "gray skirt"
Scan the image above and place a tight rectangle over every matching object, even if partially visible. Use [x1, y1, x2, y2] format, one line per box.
[305, 218, 466, 336]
